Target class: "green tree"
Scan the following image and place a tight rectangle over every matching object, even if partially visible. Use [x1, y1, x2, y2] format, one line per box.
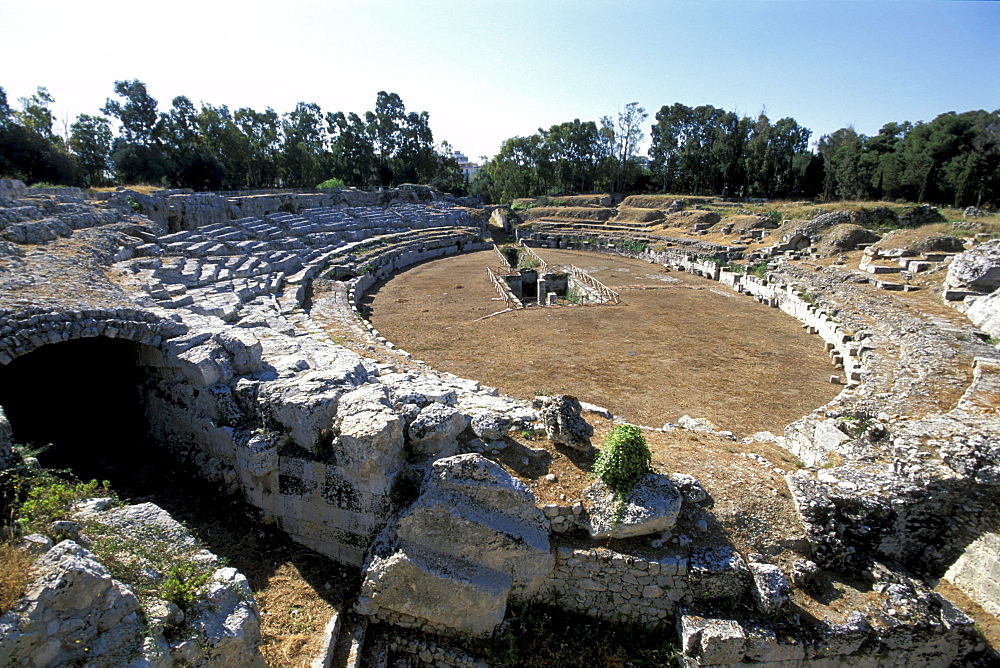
[601, 102, 647, 194]
[69, 114, 113, 186]
[282, 102, 326, 187]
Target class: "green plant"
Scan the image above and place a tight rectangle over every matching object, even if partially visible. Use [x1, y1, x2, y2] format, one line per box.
[799, 289, 818, 306]
[593, 424, 652, 495]
[162, 562, 212, 611]
[766, 209, 783, 227]
[316, 177, 346, 191]
[566, 283, 580, 305]
[621, 239, 648, 253]
[125, 195, 143, 214]
[987, 336, 999, 346]
[16, 474, 111, 537]
[748, 261, 768, 278]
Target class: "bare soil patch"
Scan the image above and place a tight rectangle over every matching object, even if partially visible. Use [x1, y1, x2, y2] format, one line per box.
[365, 248, 841, 437]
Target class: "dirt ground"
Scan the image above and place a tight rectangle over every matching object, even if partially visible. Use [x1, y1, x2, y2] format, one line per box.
[364, 248, 841, 437]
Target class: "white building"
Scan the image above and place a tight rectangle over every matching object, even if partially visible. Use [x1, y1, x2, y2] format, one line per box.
[451, 151, 481, 181]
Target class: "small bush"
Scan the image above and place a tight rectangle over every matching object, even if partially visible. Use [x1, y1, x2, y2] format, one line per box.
[593, 425, 652, 495]
[317, 177, 346, 191]
[16, 474, 111, 537]
[162, 562, 212, 611]
[621, 239, 649, 253]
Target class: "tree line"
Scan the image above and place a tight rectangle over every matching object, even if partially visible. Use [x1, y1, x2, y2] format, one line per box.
[2, 81, 998, 208]
[478, 103, 1000, 208]
[0, 81, 464, 192]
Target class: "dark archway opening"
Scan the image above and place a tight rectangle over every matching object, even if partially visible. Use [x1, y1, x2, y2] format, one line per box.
[0, 337, 155, 481]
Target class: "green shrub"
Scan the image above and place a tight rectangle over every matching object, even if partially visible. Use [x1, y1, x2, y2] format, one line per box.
[593, 425, 651, 495]
[621, 239, 648, 253]
[317, 177, 346, 191]
[16, 474, 111, 537]
[162, 562, 212, 611]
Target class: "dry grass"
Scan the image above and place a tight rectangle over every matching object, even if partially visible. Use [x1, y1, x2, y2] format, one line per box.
[366, 248, 840, 437]
[89, 184, 163, 195]
[518, 206, 616, 222]
[0, 543, 35, 614]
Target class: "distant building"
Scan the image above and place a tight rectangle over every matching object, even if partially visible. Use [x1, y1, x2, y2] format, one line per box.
[451, 151, 481, 181]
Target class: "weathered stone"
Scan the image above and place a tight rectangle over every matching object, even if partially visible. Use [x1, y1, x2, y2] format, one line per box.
[583, 473, 683, 540]
[408, 403, 469, 457]
[680, 615, 746, 665]
[0, 540, 144, 667]
[689, 546, 750, 599]
[748, 562, 791, 614]
[538, 394, 593, 450]
[469, 409, 513, 441]
[357, 547, 510, 637]
[945, 239, 1000, 293]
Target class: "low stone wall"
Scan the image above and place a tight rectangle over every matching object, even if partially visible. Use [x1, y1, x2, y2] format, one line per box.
[541, 547, 688, 623]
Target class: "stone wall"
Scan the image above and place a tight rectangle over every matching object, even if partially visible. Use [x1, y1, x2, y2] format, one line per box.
[946, 531, 1000, 618]
[541, 547, 688, 623]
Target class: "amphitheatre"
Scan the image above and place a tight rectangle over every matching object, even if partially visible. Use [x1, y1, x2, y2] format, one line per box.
[0, 177, 999, 666]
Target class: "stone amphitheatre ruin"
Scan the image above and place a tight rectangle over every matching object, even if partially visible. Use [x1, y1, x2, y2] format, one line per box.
[0, 178, 998, 666]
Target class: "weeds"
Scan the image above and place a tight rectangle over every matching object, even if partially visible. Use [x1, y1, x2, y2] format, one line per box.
[0, 542, 34, 614]
[621, 239, 649, 253]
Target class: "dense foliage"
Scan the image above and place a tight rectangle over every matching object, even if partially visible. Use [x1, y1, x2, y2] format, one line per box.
[1, 81, 998, 207]
[482, 103, 1000, 207]
[0, 82, 464, 191]
[593, 424, 652, 495]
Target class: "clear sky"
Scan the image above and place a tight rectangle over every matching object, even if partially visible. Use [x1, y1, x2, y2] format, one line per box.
[1, 0, 998, 161]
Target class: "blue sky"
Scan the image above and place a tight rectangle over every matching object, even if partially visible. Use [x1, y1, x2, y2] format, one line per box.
[1, 0, 997, 161]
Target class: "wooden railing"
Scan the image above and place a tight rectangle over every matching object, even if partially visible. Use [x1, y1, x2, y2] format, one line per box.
[494, 244, 512, 269]
[567, 264, 620, 304]
[519, 242, 547, 269]
[487, 266, 523, 309]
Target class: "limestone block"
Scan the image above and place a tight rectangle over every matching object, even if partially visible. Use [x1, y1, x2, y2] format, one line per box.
[583, 473, 683, 540]
[216, 329, 264, 374]
[945, 239, 1000, 292]
[408, 403, 469, 457]
[748, 562, 791, 614]
[742, 623, 805, 663]
[357, 547, 511, 637]
[336, 390, 404, 479]
[688, 546, 751, 600]
[394, 488, 553, 598]
[680, 615, 746, 665]
[964, 289, 1000, 339]
[469, 409, 513, 441]
[382, 373, 458, 407]
[538, 394, 593, 450]
[176, 343, 226, 386]
[0, 541, 144, 667]
[428, 454, 549, 528]
[235, 432, 279, 476]
[945, 531, 1000, 618]
[183, 567, 264, 667]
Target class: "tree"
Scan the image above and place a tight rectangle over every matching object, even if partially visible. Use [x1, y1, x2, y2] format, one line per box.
[16, 87, 57, 141]
[69, 114, 113, 186]
[235, 107, 282, 187]
[819, 127, 864, 200]
[601, 102, 647, 194]
[102, 80, 161, 146]
[282, 102, 326, 187]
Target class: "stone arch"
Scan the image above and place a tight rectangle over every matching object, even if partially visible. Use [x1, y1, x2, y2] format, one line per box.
[0, 307, 186, 366]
